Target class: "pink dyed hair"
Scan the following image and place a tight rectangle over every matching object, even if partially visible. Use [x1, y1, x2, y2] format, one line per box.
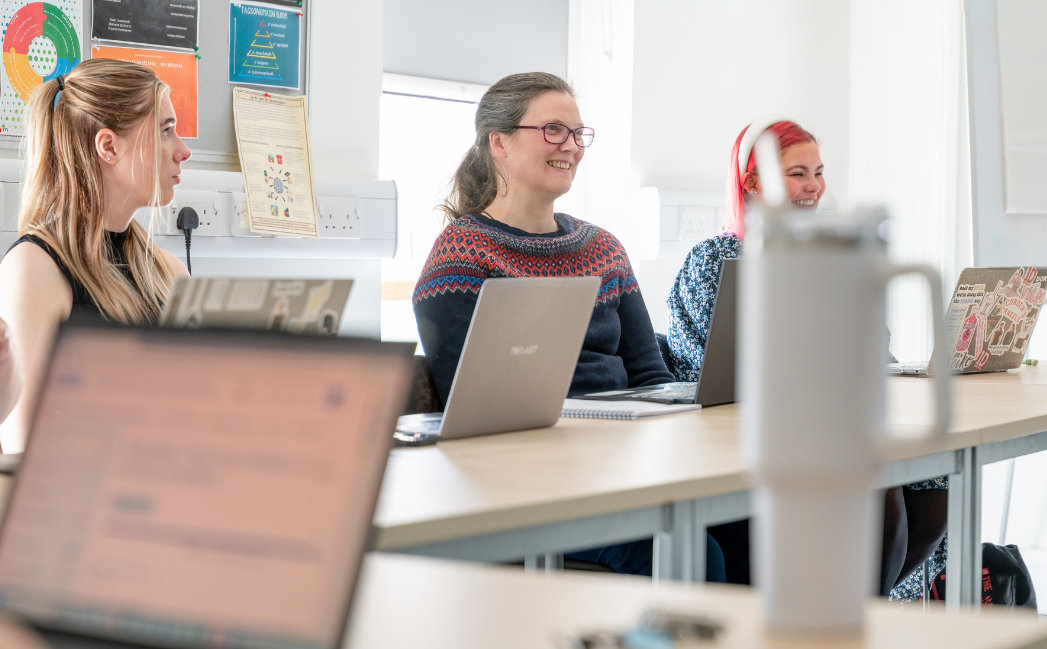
[726, 120, 817, 239]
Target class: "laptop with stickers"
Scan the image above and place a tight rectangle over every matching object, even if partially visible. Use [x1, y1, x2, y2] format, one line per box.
[889, 266, 1047, 376]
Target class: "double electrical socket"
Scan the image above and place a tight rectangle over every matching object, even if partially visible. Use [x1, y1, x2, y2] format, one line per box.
[156, 191, 363, 239]
[679, 206, 722, 241]
[169, 191, 220, 236]
[317, 196, 362, 239]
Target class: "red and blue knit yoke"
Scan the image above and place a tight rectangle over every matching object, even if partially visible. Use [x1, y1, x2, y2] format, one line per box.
[413, 213, 674, 407]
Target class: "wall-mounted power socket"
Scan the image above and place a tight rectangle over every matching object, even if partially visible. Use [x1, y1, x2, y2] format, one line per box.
[230, 192, 259, 237]
[317, 196, 362, 239]
[679, 205, 719, 241]
[170, 191, 221, 236]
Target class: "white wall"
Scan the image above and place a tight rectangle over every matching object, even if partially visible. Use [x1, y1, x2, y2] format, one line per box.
[309, 0, 384, 179]
[557, 0, 660, 267]
[849, 0, 970, 363]
[967, 0, 1047, 268]
[383, 0, 568, 85]
[996, 0, 1047, 214]
[630, 1, 852, 203]
[629, 0, 852, 332]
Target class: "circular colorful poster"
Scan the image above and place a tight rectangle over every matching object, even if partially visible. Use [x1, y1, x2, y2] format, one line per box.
[2, 2, 79, 103]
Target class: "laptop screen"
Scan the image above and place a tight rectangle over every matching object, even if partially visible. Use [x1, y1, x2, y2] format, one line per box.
[160, 278, 354, 336]
[0, 325, 411, 649]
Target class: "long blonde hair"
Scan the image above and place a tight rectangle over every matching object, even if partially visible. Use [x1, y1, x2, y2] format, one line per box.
[20, 58, 177, 324]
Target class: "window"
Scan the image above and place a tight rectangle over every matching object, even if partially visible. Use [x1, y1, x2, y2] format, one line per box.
[378, 76, 485, 345]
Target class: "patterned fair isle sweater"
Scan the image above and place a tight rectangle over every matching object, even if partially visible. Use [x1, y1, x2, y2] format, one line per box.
[413, 213, 675, 406]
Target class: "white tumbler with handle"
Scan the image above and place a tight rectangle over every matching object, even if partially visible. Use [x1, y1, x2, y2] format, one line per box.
[739, 137, 951, 633]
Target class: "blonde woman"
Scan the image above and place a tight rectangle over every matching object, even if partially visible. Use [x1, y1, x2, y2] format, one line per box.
[0, 59, 191, 452]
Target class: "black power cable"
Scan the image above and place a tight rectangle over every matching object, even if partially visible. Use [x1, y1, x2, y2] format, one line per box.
[176, 207, 199, 275]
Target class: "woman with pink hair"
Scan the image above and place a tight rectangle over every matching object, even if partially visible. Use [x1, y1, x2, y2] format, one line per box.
[666, 115, 824, 383]
[666, 117, 946, 600]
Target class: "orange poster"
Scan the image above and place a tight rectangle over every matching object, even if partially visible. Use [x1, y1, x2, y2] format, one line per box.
[91, 45, 199, 139]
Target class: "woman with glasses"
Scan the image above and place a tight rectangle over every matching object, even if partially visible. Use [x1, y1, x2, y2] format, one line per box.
[412, 72, 724, 579]
[415, 71, 672, 408]
[665, 117, 947, 599]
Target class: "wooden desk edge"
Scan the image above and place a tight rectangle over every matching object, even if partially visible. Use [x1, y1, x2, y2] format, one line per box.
[374, 473, 751, 550]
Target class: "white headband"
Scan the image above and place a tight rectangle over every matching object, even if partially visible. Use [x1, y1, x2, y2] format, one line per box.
[737, 113, 795, 177]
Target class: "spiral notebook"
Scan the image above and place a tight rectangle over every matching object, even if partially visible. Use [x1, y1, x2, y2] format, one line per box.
[561, 399, 702, 420]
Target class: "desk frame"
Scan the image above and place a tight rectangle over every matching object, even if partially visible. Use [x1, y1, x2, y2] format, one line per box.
[391, 449, 971, 593]
[948, 429, 1047, 608]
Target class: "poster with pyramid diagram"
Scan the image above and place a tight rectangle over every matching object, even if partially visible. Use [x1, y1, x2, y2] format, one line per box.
[228, 1, 299, 89]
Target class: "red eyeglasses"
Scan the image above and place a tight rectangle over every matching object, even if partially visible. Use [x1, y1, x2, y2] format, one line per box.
[512, 123, 595, 147]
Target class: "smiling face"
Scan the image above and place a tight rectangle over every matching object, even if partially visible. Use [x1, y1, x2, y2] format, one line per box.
[743, 139, 826, 210]
[780, 141, 825, 209]
[493, 91, 585, 201]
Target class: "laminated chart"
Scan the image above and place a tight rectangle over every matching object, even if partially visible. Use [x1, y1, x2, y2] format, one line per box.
[228, 1, 300, 90]
[0, 0, 82, 136]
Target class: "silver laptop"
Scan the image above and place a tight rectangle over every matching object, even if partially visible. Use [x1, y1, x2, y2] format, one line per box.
[889, 266, 1046, 376]
[397, 277, 601, 441]
[160, 278, 353, 335]
[0, 320, 414, 649]
[576, 258, 738, 407]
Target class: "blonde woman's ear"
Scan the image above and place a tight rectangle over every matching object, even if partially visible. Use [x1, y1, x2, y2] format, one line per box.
[94, 128, 118, 164]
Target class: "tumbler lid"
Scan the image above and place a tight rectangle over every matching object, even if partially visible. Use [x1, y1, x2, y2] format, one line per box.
[745, 205, 890, 253]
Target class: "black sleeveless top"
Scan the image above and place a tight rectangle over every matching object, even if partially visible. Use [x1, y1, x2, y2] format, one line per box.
[8, 230, 135, 317]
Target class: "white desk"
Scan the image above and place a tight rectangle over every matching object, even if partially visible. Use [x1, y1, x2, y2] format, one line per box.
[349, 553, 1047, 649]
[374, 366, 1047, 608]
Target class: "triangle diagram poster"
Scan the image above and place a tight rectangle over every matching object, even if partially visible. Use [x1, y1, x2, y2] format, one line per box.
[228, 1, 300, 90]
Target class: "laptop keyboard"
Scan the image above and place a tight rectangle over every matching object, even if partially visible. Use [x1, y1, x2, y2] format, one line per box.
[396, 412, 443, 434]
[887, 362, 929, 375]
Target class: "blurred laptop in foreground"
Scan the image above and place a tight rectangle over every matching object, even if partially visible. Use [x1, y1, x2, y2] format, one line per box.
[0, 320, 413, 649]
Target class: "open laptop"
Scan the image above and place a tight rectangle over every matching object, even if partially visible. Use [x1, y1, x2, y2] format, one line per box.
[396, 277, 601, 443]
[160, 278, 353, 336]
[575, 257, 738, 407]
[889, 266, 1047, 376]
[0, 320, 414, 649]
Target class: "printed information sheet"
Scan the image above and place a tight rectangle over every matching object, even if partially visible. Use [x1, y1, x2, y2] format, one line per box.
[232, 87, 319, 237]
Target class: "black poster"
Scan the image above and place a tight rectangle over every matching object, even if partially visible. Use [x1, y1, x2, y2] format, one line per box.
[92, 0, 199, 50]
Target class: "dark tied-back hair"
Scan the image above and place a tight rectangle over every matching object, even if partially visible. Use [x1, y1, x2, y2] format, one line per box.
[441, 72, 575, 221]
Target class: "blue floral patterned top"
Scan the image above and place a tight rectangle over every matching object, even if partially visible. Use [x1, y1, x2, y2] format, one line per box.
[666, 232, 945, 602]
[666, 232, 742, 381]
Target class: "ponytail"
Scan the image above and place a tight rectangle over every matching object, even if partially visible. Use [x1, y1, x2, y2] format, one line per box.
[21, 59, 177, 324]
